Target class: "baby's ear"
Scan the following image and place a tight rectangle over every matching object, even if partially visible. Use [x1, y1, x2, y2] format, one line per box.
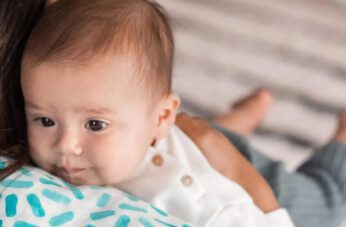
[153, 92, 181, 140]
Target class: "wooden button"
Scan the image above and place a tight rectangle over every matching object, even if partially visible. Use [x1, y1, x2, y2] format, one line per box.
[152, 154, 163, 167]
[181, 175, 193, 187]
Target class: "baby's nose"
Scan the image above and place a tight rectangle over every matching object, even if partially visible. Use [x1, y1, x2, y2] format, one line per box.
[55, 130, 83, 156]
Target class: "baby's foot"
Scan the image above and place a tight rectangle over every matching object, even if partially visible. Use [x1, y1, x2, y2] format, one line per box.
[213, 89, 273, 135]
[332, 113, 346, 143]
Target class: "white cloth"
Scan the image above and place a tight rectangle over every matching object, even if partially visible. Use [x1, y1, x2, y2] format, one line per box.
[0, 157, 189, 227]
[117, 125, 295, 227]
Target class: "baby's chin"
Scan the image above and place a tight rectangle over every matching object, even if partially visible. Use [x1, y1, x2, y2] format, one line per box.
[50, 168, 98, 186]
[59, 174, 102, 187]
[49, 165, 125, 187]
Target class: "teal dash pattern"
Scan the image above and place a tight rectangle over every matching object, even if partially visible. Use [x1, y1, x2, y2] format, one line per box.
[114, 215, 130, 227]
[1, 179, 33, 188]
[49, 211, 74, 226]
[97, 193, 111, 207]
[119, 203, 147, 213]
[153, 218, 176, 227]
[42, 189, 71, 204]
[6, 194, 18, 217]
[62, 181, 84, 200]
[90, 210, 116, 220]
[39, 178, 62, 187]
[138, 217, 154, 227]
[0, 161, 5, 169]
[123, 193, 139, 201]
[27, 193, 45, 217]
[150, 204, 168, 217]
[13, 220, 38, 227]
[20, 168, 32, 177]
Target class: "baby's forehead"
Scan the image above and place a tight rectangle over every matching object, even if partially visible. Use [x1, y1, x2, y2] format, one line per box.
[22, 58, 158, 108]
[24, 53, 155, 96]
[24, 53, 138, 77]
[23, 49, 167, 108]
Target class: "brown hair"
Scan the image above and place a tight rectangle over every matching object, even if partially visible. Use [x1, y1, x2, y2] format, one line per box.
[0, 0, 45, 180]
[24, 0, 175, 101]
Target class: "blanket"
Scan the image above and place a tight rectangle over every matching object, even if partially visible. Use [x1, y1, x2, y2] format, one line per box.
[0, 158, 190, 227]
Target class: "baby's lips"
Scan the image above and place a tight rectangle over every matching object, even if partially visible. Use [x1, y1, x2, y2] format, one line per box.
[60, 166, 86, 174]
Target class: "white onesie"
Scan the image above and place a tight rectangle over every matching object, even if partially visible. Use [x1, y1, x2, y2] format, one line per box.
[117, 125, 295, 226]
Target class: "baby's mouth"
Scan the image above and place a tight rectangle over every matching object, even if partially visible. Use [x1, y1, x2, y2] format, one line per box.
[51, 165, 91, 186]
[60, 167, 86, 174]
[58, 167, 87, 181]
[55, 166, 85, 181]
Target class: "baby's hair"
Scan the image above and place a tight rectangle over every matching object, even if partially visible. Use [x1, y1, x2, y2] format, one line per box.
[0, 0, 46, 180]
[24, 0, 174, 101]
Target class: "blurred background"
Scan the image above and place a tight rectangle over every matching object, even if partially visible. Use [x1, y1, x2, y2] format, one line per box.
[156, 0, 346, 225]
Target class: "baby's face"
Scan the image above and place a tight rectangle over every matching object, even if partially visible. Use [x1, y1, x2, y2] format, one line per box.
[21, 56, 160, 186]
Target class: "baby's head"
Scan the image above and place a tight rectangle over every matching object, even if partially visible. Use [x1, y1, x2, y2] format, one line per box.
[20, 0, 180, 186]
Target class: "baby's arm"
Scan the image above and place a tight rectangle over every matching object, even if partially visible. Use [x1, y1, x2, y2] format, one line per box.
[176, 113, 280, 213]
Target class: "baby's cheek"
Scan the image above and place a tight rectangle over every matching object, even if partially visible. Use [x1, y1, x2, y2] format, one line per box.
[28, 139, 54, 169]
[29, 150, 51, 171]
[84, 133, 142, 184]
[84, 139, 115, 169]
[28, 143, 43, 162]
[87, 134, 118, 157]
[28, 130, 51, 156]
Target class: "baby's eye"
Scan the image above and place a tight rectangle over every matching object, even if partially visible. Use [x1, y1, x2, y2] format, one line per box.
[85, 120, 108, 131]
[35, 117, 55, 127]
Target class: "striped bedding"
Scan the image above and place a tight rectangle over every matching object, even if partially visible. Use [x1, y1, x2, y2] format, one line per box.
[156, 0, 346, 225]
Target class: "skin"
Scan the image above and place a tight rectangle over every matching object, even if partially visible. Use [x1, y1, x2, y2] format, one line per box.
[20, 52, 280, 212]
[213, 89, 273, 135]
[26, 0, 280, 215]
[21, 55, 180, 186]
[333, 113, 346, 143]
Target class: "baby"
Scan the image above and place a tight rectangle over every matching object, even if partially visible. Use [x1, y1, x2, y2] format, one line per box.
[21, 0, 294, 226]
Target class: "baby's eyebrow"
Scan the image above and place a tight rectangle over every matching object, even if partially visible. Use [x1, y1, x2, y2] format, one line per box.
[25, 101, 113, 115]
[25, 101, 43, 109]
[77, 107, 114, 115]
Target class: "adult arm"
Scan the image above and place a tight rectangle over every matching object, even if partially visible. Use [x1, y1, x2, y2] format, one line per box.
[176, 113, 280, 213]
